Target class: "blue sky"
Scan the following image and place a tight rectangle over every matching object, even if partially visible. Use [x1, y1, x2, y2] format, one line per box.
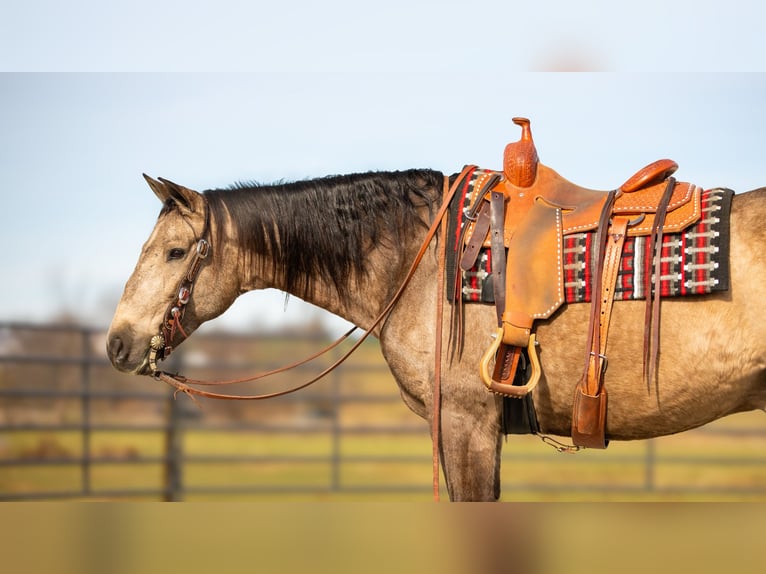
[1, 3, 764, 334]
[2, 1, 764, 72]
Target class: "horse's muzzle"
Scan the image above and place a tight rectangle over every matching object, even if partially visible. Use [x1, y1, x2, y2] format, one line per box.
[106, 329, 152, 375]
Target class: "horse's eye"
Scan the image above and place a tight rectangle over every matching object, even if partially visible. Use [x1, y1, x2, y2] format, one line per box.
[168, 248, 186, 261]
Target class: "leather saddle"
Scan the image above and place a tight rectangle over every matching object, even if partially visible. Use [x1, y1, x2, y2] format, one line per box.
[460, 118, 703, 449]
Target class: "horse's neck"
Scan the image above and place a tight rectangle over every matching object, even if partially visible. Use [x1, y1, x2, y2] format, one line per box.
[231, 190, 432, 332]
[301, 245, 412, 330]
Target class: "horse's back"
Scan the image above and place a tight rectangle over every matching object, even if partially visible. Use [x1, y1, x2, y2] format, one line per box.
[523, 187, 766, 439]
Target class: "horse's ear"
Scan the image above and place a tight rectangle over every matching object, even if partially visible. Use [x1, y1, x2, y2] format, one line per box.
[143, 174, 170, 203]
[143, 174, 204, 214]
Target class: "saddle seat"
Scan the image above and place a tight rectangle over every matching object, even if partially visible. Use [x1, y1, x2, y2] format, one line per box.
[470, 157, 700, 251]
[463, 118, 704, 450]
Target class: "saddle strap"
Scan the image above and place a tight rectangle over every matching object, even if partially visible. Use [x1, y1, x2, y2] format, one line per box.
[643, 177, 678, 386]
[489, 189, 507, 325]
[584, 215, 630, 395]
[458, 173, 501, 273]
[459, 200, 491, 273]
[572, 195, 630, 449]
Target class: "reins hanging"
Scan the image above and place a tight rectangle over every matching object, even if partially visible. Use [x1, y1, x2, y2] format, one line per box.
[152, 167, 471, 405]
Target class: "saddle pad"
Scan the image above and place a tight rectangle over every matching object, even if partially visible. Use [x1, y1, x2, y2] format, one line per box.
[451, 186, 733, 305]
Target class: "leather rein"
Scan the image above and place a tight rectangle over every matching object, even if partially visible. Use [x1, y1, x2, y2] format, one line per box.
[148, 171, 466, 420]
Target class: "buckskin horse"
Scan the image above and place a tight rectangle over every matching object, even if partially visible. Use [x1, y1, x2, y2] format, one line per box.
[106, 124, 766, 501]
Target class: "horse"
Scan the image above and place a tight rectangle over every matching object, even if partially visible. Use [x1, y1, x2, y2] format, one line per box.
[106, 168, 766, 501]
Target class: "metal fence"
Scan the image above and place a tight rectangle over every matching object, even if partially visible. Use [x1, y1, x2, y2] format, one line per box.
[1, 322, 765, 501]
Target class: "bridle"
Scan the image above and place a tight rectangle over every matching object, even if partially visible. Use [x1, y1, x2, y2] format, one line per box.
[148, 200, 211, 373]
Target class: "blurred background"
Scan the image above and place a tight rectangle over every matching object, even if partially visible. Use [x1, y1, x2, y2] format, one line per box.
[3, 4, 766, 574]
[1, 3, 766, 504]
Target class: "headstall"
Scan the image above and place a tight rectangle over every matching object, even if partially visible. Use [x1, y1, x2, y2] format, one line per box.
[148, 199, 211, 372]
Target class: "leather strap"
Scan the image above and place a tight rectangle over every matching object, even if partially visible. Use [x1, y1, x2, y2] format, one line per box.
[459, 173, 502, 272]
[584, 215, 630, 395]
[570, 215, 628, 449]
[432, 177, 451, 502]
[459, 200, 491, 272]
[572, 191, 624, 449]
[643, 177, 677, 386]
[487, 182, 523, 395]
[578, 191, 617, 384]
[489, 189, 508, 326]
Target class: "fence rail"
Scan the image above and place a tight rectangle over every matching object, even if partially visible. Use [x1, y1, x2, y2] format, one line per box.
[1, 322, 765, 501]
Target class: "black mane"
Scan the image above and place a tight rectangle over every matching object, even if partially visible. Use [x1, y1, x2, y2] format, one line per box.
[203, 169, 444, 297]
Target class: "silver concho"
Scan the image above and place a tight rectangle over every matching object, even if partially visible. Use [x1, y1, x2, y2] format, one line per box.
[150, 334, 166, 350]
[148, 334, 166, 373]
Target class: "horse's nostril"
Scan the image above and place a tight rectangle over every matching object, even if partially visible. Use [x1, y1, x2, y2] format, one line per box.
[107, 334, 125, 365]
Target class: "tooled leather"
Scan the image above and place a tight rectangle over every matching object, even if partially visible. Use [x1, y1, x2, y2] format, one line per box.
[619, 159, 678, 193]
[571, 201, 627, 449]
[465, 165, 700, 249]
[584, 216, 630, 396]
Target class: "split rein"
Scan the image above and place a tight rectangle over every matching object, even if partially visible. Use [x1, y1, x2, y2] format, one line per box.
[149, 171, 466, 408]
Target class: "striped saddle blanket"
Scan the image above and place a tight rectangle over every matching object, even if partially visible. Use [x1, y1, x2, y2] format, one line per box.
[448, 172, 733, 305]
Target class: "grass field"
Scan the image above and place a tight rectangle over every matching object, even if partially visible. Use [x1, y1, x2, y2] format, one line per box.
[2, 410, 765, 501]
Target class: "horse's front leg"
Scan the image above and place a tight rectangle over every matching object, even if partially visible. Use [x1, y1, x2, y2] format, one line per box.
[380, 296, 504, 501]
[438, 396, 504, 501]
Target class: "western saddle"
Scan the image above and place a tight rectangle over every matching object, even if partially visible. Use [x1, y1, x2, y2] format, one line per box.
[461, 118, 702, 448]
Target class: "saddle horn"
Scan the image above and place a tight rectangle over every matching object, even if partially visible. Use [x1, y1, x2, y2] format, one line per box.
[503, 117, 539, 188]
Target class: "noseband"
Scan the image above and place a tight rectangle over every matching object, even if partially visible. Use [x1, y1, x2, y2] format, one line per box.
[148, 199, 211, 372]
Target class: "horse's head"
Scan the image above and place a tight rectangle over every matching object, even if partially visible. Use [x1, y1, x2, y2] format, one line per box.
[106, 175, 239, 375]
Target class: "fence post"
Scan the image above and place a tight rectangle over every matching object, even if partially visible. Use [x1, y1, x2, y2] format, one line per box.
[80, 328, 92, 496]
[162, 351, 184, 502]
[163, 391, 184, 501]
[644, 439, 656, 492]
[330, 343, 342, 492]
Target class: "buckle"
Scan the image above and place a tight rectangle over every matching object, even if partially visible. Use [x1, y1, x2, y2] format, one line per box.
[196, 239, 210, 259]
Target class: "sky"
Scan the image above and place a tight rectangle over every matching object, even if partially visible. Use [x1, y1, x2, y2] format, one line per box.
[1, 2, 765, 335]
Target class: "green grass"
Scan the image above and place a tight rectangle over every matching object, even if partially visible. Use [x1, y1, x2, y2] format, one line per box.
[2, 412, 765, 501]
